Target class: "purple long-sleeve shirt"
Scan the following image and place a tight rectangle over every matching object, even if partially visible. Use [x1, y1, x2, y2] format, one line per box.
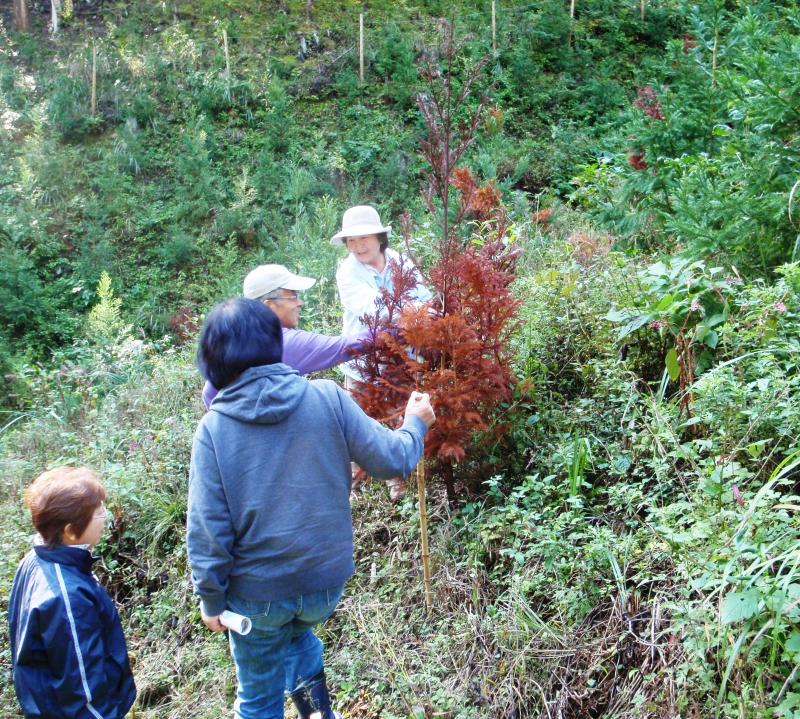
[202, 327, 366, 408]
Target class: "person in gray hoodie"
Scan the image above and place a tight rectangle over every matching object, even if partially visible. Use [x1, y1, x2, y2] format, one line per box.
[187, 298, 435, 719]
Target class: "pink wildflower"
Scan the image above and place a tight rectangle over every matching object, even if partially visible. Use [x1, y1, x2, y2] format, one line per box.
[774, 301, 787, 314]
[690, 298, 701, 312]
[649, 319, 667, 330]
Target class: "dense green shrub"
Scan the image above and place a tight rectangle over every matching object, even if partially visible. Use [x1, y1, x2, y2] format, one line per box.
[574, 1, 800, 274]
[371, 21, 419, 109]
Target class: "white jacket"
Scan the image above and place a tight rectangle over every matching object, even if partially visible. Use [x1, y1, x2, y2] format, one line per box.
[335, 247, 432, 380]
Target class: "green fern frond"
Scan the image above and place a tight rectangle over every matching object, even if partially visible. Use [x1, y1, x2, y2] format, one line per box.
[87, 272, 131, 343]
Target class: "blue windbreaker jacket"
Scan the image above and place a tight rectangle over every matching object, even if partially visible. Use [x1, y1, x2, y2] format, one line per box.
[8, 543, 136, 719]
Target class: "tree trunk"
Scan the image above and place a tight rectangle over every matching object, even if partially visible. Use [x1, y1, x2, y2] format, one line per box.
[13, 0, 30, 32]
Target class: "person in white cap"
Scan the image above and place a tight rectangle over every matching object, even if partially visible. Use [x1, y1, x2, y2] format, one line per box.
[331, 205, 433, 501]
[202, 264, 367, 408]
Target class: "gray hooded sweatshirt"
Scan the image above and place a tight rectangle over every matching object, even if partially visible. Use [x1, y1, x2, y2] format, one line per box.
[187, 363, 427, 616]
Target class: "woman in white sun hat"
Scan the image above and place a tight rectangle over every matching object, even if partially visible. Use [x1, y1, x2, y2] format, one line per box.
[332, 205, 432, 501]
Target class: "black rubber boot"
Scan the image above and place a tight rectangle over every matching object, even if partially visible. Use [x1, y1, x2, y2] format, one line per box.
[289, 670, 339, 719]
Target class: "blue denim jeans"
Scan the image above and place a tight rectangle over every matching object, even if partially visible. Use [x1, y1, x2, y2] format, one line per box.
[226, 585, 345, 719]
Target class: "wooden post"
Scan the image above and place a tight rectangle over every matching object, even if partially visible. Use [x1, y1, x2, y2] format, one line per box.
[711, 32, 718, 86]
[51, 0, 60, 34]
[569, 0, 576, 46]
[90, 40, 97, 116]
[359, 13, 365, 83]
[640, 0, 645, 21]
[491, 0, 497, 55]
[416, 457, 433, 613]
[222, 29, 231, 80]
[13, 0, 30, 32]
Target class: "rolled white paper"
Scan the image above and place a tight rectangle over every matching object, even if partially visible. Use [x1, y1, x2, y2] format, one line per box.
[220, 610, 252, 635]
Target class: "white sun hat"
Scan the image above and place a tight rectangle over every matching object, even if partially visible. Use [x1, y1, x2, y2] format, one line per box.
[242, 264, 316, 300]
[330, 205, 392, 246]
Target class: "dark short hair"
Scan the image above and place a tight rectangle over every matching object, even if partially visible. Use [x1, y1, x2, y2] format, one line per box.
[24, 467, 106, 546]
[197, 298, 283, 389]
[345, 232, 389, 252]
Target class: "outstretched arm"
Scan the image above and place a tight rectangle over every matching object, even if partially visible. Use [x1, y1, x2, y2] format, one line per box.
[337, 389, 435, 479]
[283, 328, 370, 374]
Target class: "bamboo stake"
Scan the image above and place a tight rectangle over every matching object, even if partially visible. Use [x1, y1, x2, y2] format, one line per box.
[412, 361, 433, 613]
[359, 13, 365, 84]
[416, 455, 433, 613]
[90, 40, 97, 116]
[711, 31, 718, 86]
[13, 0, 30, 32]
[491, 0, 497, 55]
[569, 0, 576, 46]
[51, 0, 60, 34]
[223, 29, 231, 80]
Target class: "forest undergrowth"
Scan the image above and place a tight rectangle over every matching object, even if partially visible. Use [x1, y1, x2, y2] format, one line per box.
[1, 224, 797, 718]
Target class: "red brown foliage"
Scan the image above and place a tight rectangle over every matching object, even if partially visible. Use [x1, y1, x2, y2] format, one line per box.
[168, 305, 200, 344]
[351, 23, 519, 500]
[470, 181, 502, 218]
[484, 106, 505, 135]
[487, 107, 504, 123]
[633, 85, 664, 121]
[352, 241, 520, 466]
[451, 168, 503, 220]
[450, 166, 476, 208]
[627, 151, 648, 170]
[531, 207, 553, 224]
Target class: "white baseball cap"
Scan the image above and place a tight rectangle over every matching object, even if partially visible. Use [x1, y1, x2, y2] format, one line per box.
[242, 264, 316, 300]
[330, 205, 392, 246]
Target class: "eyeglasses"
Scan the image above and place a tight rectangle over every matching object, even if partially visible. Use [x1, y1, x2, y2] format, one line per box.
[262, 291, 300, 302]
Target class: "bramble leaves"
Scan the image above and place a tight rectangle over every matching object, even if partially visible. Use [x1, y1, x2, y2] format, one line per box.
[720, 590, 761, 624]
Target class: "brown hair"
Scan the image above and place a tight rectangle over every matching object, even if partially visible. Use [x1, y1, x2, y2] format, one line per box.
[24, 467, 106, 546]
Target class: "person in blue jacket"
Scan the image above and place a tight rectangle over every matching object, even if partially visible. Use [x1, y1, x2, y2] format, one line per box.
[188, 298, 435, 719]
[8, 466, 137, 719]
